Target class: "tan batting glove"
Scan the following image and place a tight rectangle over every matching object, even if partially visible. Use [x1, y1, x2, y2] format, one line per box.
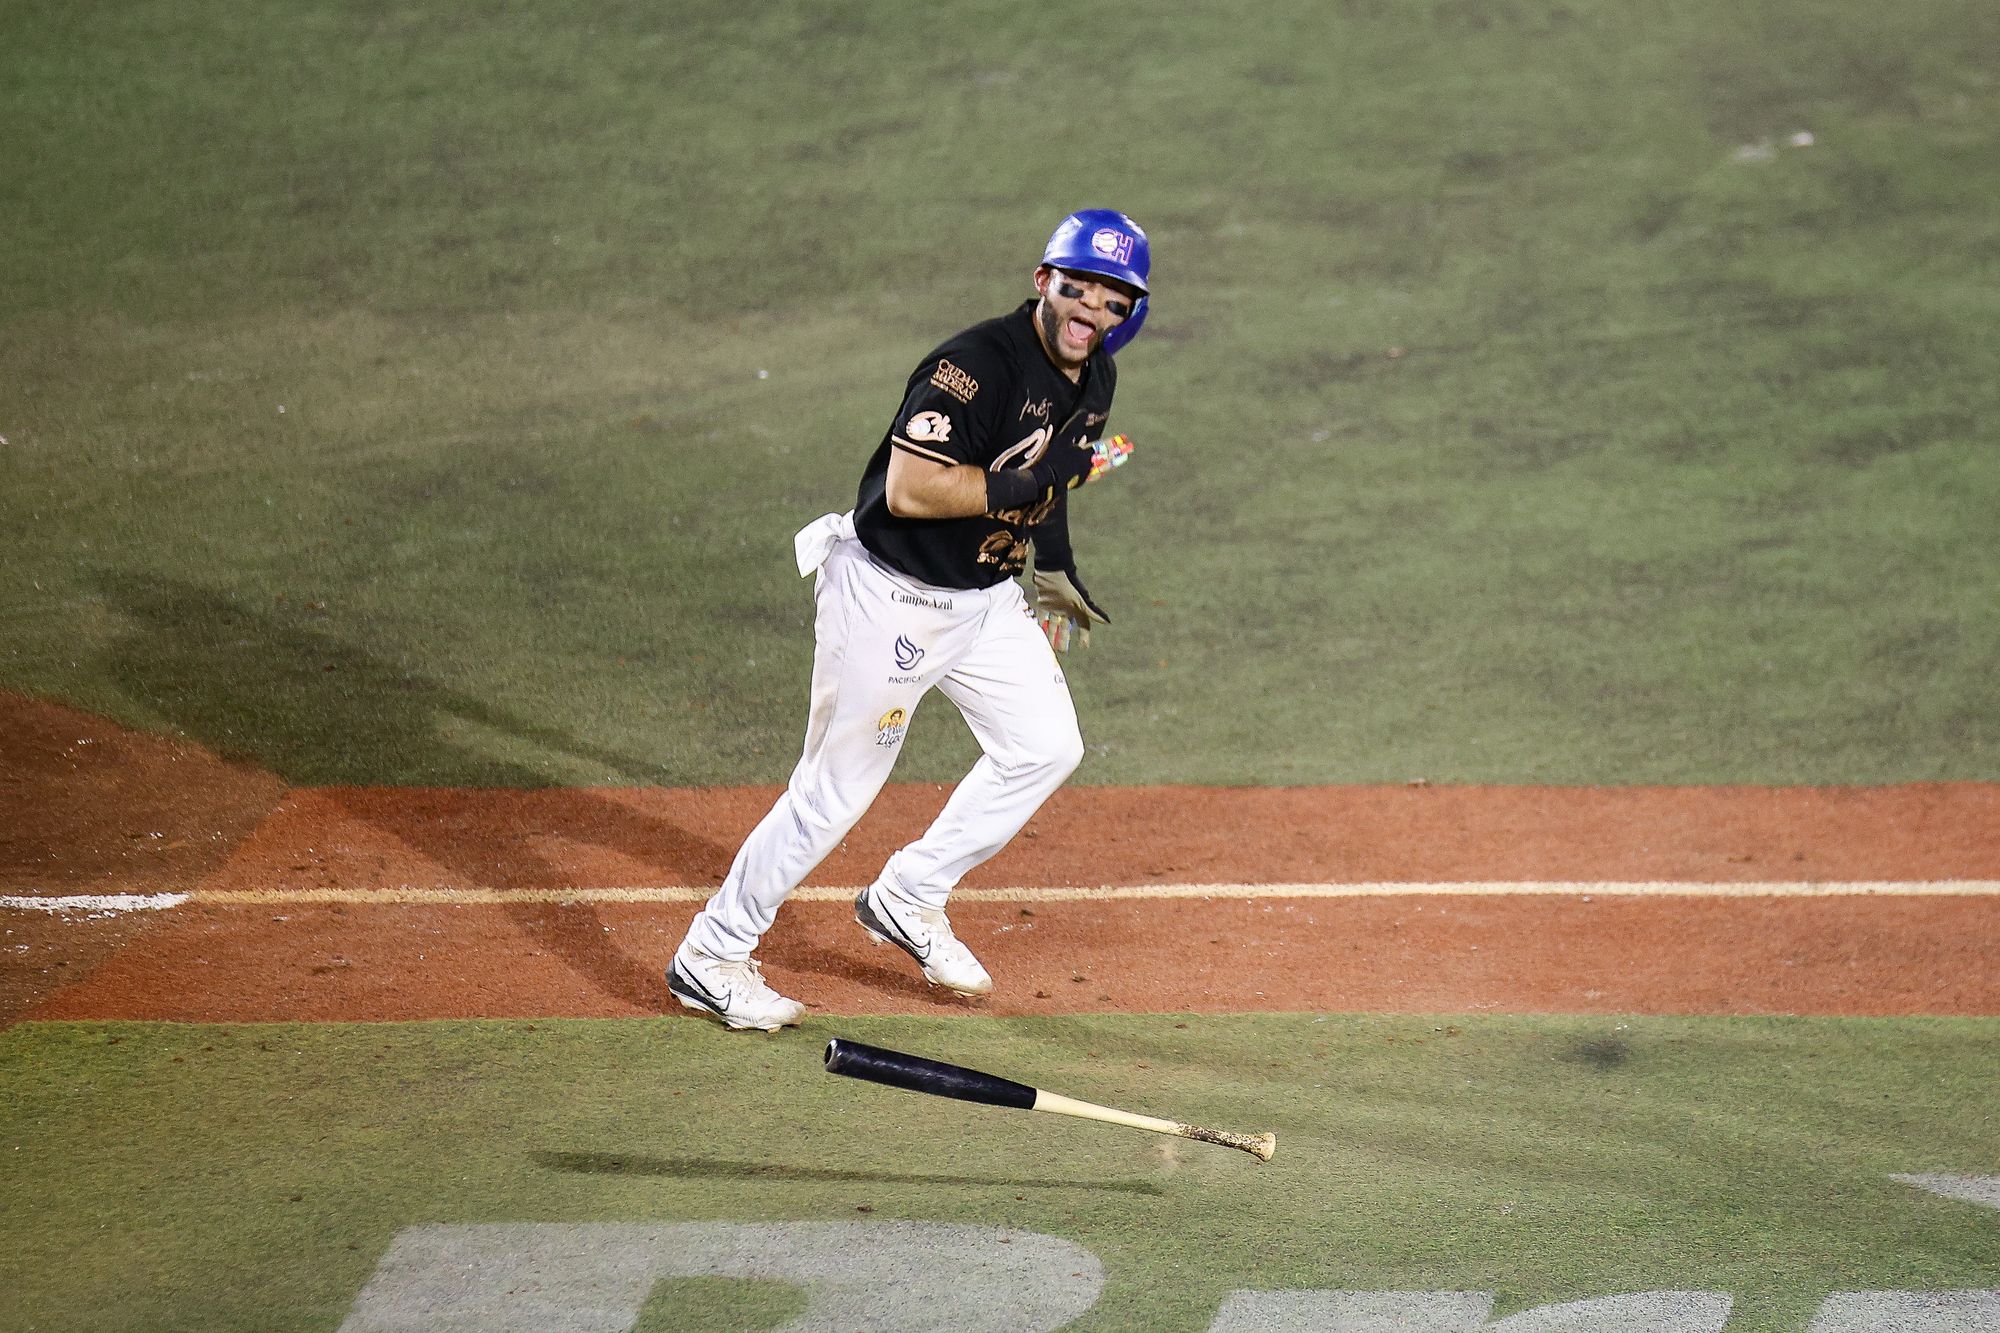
[1032, 569, 1109, 653]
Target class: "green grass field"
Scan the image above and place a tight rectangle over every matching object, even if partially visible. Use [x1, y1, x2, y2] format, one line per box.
[5, 0, 1997, 787]
[2, 1015, 1995, 1331]
[3, 1, 1997, 1329]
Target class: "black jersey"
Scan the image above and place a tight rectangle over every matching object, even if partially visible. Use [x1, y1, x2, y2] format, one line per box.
[854, 300, 1118, 590]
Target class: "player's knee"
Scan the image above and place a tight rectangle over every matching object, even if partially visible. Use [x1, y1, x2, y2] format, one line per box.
[986, 722, 1082, 789]
[1037, 727, 1085, 784]
[788, 780, 879, 844]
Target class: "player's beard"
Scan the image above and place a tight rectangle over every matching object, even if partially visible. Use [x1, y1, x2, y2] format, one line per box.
[1036, 298, 1094, 370]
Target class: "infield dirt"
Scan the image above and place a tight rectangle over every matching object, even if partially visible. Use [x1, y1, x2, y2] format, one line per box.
[5, 692, 1996, 1025]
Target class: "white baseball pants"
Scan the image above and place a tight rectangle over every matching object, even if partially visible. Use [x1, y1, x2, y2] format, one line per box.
[682, 513, 1083, 961]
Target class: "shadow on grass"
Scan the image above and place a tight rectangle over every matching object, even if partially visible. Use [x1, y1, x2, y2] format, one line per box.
[90, 571, 732, 1013]
[93, 570, 667, 787]
[534, 1150, 1166, 1195]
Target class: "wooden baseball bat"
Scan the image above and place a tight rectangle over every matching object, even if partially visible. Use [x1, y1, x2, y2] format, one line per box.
[823, 1038, 1276, 1162]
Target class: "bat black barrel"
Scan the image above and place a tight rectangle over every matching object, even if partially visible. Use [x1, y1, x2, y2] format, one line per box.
[824, 1038, 1038, 1111]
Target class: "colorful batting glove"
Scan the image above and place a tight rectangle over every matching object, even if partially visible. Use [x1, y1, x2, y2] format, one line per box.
[1039, 611, 1076, 653]
[1086, 434, 1134, 483]
[1032, 568, 1109, 653]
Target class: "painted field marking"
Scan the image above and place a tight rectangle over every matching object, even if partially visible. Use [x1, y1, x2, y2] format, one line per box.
[341, 1220, 2000, 1333]
[4, 881, 1997, 913]
[0, 893, 189, 914]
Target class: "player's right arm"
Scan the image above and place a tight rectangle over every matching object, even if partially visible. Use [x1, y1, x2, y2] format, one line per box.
[889, 439, 1098, 518]
[882, 344, 1007, 519]
[884, 448, 998, 519]
[883, 336, 1098, 519]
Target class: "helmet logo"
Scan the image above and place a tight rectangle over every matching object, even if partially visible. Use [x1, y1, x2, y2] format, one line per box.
[1090, 228, 1135, 265]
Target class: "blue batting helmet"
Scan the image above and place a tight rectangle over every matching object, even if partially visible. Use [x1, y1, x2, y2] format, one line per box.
[1040, 208, 1151, 355]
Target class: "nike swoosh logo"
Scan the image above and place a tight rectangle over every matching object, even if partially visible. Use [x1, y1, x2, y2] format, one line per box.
[863, 897, 930, 959]
[676, 967, 735, 1013]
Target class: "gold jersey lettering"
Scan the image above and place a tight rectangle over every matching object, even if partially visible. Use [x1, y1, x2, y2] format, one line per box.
[930, 360, 979, 404]
[976, 529, 1028, 571]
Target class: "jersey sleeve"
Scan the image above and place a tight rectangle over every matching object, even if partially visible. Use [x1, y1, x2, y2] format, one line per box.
[887, 336, 1010, 468]
[1028, 491, 1075, 572]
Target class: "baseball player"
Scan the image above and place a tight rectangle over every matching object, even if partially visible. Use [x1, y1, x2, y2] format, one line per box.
[668, 208, 1152, 1030]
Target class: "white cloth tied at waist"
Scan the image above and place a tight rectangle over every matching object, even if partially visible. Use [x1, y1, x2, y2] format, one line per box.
[793, 511, 857, 577]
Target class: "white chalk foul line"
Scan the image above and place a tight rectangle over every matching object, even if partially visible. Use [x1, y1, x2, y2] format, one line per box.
[2, 881, 1996, 913]
[0, 893, 190, 914]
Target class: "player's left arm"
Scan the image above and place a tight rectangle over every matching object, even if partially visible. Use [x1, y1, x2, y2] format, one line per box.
[1028, 499, 1111, 652]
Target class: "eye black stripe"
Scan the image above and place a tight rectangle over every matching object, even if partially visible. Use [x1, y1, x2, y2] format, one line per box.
[1055, 278, 1131, 320]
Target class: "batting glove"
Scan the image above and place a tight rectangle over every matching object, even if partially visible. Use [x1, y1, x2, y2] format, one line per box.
[1032, 568, 1109, 653]
[1026, 435, 1099, 495]
[1085, 434, 1134, 483]
[988, 434, 1100, 512]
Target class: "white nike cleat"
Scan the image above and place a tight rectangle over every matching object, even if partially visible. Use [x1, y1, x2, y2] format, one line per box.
[667, 944, 807, 1031]
[854, 882, 994, 997]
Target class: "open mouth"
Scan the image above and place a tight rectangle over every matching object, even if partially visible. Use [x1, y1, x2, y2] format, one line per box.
[1065, 316, 1096, 349]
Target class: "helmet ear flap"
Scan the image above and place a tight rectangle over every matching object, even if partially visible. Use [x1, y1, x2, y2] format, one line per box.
[1102, 295, 1148, 356]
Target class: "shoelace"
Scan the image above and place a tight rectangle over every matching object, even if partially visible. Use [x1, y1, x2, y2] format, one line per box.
[914, 908, 975, 961]
[710, 957, 778, 995]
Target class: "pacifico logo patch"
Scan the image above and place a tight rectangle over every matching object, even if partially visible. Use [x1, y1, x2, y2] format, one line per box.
[930, 359, 979, 404]
[875, 708, 909, 748]
[905, 411, 952, 444]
